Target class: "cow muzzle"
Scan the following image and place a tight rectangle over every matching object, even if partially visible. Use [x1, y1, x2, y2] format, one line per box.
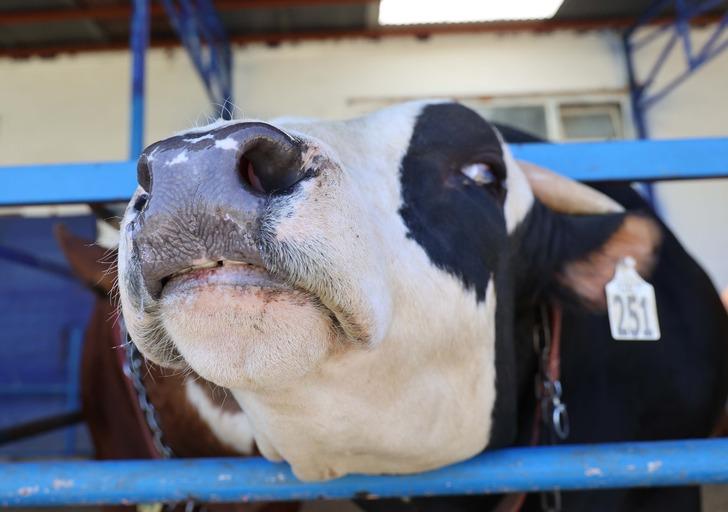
[130, 122, 306, 298]
[122, 121, 338, 388]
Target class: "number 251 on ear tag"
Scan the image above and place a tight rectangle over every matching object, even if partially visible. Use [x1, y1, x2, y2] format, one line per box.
[605, 257, 661, 341]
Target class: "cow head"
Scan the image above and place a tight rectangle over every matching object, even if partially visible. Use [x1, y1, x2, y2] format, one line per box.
[118, 101, 660, 479]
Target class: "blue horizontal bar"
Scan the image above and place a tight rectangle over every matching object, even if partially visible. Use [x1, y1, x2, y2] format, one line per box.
[0, 245, 76, 281]
[2, 439, 728, 507]
[511, 137, 728, 182]
[1, 138, 727, 206]
[0, 160, 137, 206]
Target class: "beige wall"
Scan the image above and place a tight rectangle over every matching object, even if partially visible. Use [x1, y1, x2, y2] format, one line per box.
[631, 26, 728, 292]
[1, 26, 726, 289]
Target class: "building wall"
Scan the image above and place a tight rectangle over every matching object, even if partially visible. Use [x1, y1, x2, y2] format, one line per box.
[1, 26, 726, 289]
[632, 26, 728, 294]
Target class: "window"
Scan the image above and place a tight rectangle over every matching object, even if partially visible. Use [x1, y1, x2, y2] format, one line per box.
[559, 103, 623, 140]
[464, 104, 549, 140]
[347, 92, 632, 141]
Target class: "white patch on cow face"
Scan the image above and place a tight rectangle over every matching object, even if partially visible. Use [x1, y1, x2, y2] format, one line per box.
[499, 135, 535, 234]
[232, 279, 498, 481]
[214, 137, 237, 150]
[184, 379, 256, 455]
[166, 151, 189, 166]
[161, 273, 335, 389]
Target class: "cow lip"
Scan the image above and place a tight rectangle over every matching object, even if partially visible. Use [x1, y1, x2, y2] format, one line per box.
[159, 260, 277, 292]
[156, 259, 346, 341]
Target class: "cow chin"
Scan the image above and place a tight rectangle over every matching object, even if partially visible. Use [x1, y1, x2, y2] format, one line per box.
[158, 265, 335, 389]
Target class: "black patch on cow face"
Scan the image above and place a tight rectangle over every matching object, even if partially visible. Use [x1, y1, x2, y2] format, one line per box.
[399, 103, 521, 449]
[398, 103, 509, 302]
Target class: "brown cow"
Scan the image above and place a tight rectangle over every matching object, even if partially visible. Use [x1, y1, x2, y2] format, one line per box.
[55, 224, 302, 512]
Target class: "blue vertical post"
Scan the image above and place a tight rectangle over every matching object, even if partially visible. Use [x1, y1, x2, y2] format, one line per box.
[129, 0, 150, 159]
[623, 31, 649, 140]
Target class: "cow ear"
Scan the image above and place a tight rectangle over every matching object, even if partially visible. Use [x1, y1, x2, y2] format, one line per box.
[54, 224, 117, 297]
[515, 201, 661, 310]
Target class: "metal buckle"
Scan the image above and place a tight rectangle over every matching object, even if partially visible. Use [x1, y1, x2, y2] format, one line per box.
[551, 397, 570, 441]
[540, 489, 562, 512]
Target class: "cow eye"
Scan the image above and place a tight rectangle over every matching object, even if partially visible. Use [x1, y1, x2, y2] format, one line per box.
[461, 163, 498, 185]
[461, 162, 506, 187]
[460, 161, 507, 204]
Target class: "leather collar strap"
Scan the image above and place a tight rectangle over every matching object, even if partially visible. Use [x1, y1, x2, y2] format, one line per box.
[495, 302, 565, 512]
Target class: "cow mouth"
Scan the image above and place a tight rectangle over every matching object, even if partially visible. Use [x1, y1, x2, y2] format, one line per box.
[152, 257, 340, 388]
[160, 260, 291, 297]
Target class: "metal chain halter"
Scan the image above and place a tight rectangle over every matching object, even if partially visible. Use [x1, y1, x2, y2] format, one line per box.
[121, 320, 175, 459]
[120, 320, 207, 511]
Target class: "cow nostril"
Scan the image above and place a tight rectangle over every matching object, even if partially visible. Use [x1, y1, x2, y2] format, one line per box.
[137, 154, 152, 192]
[133, 192, 149, 212]
[241, 158, 266, 195]
[237, 136, 305, 195]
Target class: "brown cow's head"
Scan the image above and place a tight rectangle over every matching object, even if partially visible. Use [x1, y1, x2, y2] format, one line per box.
[118, 101, 660, 479]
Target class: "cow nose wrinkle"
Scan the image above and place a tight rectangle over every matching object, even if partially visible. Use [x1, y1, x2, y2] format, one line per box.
[238, 130, 306, 195]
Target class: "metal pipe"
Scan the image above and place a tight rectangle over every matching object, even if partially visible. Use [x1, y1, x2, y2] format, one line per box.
[2, 138, 728, 206]
[0, 160, 137, 206]
[697, 10, 728, 59]
[0, 411, 83, 447]
[0, 246, 76, 281]
[159, 0, 233, 120]
[622, 31, 649, 139]
[622, 9, 659, 211]
[2, 439, 728, 507]
[129, 0, 149, 159]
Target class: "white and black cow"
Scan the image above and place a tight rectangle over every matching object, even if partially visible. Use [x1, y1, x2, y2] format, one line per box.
[118, 100, 728, 511]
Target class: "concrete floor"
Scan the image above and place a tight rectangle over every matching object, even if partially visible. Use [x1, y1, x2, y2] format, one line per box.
[703, 485, 728, 511]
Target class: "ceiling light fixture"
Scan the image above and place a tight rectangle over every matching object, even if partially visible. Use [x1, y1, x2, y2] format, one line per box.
[378, 0, 565, 25]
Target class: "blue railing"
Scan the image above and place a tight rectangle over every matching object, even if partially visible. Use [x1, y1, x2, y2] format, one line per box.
[2, 137, 728, 206]
[2, 439, 728, 507]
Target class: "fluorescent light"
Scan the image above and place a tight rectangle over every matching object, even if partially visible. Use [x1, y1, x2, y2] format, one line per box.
[378, 0, 565, 25]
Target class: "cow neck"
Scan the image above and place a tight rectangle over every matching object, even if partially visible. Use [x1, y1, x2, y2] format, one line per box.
[116, 306, 565, 512]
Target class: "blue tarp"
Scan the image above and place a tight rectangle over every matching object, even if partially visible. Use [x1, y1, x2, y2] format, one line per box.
[0, 214, 96, 458]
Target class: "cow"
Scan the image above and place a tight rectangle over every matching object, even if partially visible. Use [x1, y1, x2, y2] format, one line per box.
[116, 100, 728, 511]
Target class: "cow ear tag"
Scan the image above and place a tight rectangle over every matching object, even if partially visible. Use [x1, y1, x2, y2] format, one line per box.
[605, 257, 661, 341]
